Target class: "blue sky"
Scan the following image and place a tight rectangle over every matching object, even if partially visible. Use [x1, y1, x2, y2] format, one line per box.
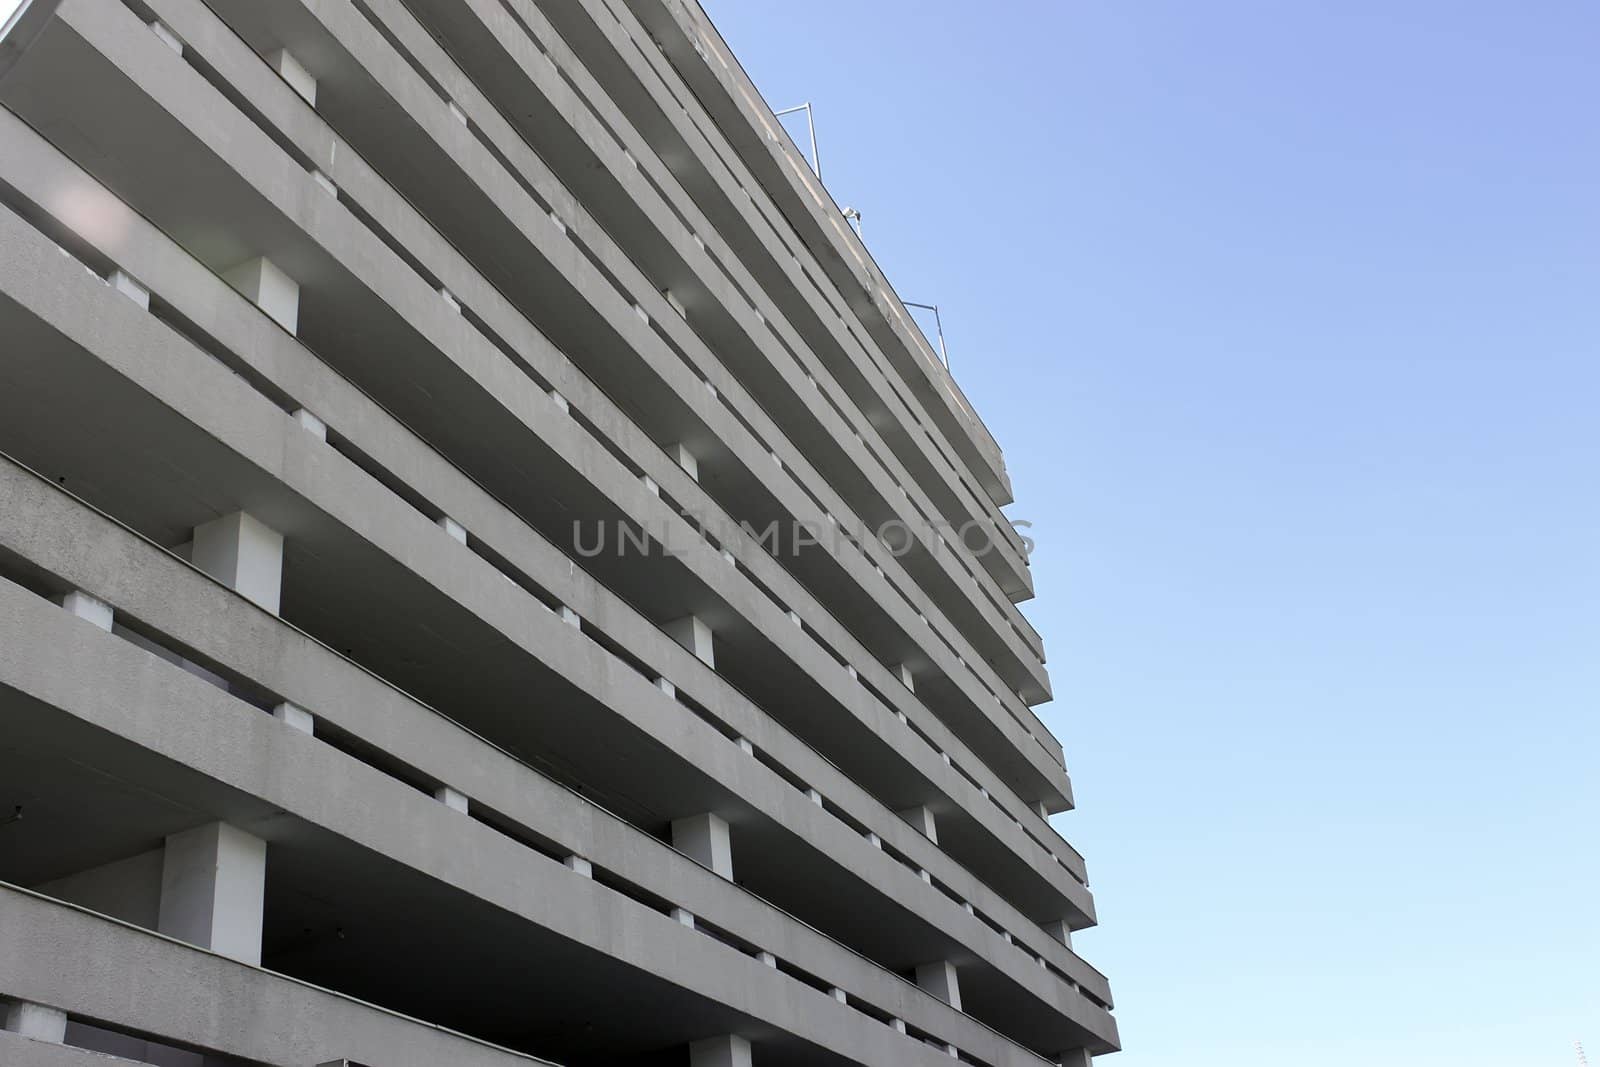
[706, 2, 1599, 1064]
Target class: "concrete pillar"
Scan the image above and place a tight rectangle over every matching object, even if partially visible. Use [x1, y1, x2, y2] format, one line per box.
[447, 100, 468, 125]
[787, 609, 803, 628]
[563, 855, 592, 877]
[735, 737, 754, 755]
[664, 290, 687, 320]
[4, 1001, 67, 1042]
[664, 614, 714, 668]
[292, 408, 327, 440]
[655, 677, 676, 698]
[805, 788, 823, 806]
[757, 950, 776, 967]
[915, 960, 961, 1011]
[865, 831, 882, 849]
[433, 786, 468, 813]
[1056, 1051, 1092, 1067]
[439, 288, 461, 313]
[158, 822, 266, 965]
[272, 701, 314, 735]
[222, 256, 299, 334]
[895, 663, 915, 691]
[148, 20, 182, 55]
[108, 269, 149, 309]
[829, 987, 847, 1003]
[898, 805, 938, 845]
[889, 1017, 907, 1035]
[1045, 919, 1073, 949]
[642, 473, 660, 497]
[192, 511, 283, 615]
[671, 907, 695, 928]
[674, 442, 698, 480]
[1036, 800, 1052, 820]
[438, 515, 467, 544]
[268, 49, 316, 106]
[311, 170, 338, 197]
[671, 812, 732, 880]
[549, 388, 569, 413]
[559, 605, 581, 628]
[689, 1035, 751, 1067]
[58, 590, 113, 631]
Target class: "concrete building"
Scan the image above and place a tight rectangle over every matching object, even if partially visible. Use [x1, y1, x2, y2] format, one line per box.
[0, 0, 1118, 1065]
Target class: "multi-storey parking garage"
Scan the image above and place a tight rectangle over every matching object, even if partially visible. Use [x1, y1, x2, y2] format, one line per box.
[0, 1, 1119, 1065]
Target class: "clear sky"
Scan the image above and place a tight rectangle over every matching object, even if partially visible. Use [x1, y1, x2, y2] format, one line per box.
[705, 2, 1599, 1064]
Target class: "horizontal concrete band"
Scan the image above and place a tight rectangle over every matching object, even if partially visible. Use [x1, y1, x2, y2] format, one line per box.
[0, 1031, 142, 1067]
[0, 476, 1107, 1063]
[0, 886, 552, 1067]
[0, 35, 1086, 900]
[0, 580, 1112, 1061]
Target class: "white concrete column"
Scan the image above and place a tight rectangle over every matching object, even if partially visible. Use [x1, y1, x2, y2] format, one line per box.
[268, 49, 317, 106]
[549, 389, 570, 413]
[1057, 1051, 1092, 1067]
[671, 812, 732, 880]
[689, 1034, 751, 1067]
[158, 822, 267, 965]
[192, 511, 283, 614]
[663, 614, 714, 668]
[1036, 800, 1052, 820]
[828, 986, 847, 1003]
[889, 1017, 907, 1035]
[895, 663, 915, 691]
[438, 516, 467, 544]
[108, 269, 150, 309]
[148, 20, 183, 55]
[757, 950, 776, 967]
[664, 290, 687, 320]
[642, 473, 660, 497]
[915, 960, 962, 1011]
[222, 256, 299, 334]
[292, 408, 327, 440]
[563, 855, 592, 877]
[4, 1001, 67, 1042]
[671, 907, 695, 928]
[433, 786, 468, 813]
[311, 170, 338, 197]
[58, 590, 113, 631]
[674, 442, 699, 481]
[559, 605, 581, 628]
[898, 805, 938, 845]
[272, 701, 314, 735]
[1045, 918, 1073, 949]
[805, 788, 823, 806]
